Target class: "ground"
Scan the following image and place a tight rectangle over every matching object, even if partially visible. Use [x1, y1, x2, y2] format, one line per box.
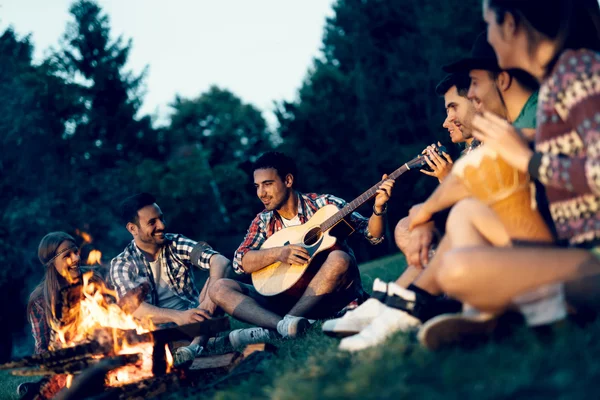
[3, 254, 600, 399]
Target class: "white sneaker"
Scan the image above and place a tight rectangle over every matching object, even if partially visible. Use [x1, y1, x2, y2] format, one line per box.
[229, 327, 275, 348]
[338, 305, 421, 352]
[277, 315, 310, 338]
[322, 279, 389, 337]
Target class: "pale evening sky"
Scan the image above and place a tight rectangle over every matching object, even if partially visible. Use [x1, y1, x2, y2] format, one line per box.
[0, 0, 336, 127]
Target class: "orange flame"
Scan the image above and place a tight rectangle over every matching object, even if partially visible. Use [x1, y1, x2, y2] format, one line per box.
[54, 272, 173, 387]
[76, 229, 93, 244]
[86, 249, 102, 265]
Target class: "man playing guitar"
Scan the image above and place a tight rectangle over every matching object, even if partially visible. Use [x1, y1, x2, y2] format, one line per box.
[209, 151, 394, 345]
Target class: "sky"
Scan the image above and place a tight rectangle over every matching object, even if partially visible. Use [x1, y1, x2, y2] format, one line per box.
[0, 0, 336, 127]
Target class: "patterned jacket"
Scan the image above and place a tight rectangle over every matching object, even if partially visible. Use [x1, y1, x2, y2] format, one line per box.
[529, 49, 600, 247]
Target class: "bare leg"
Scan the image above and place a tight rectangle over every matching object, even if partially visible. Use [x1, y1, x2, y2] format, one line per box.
[444, 198, 511, 248]
[438, 247, 598, 313]
[288, 250, 352, 316]
[395, 266, 422, 288]
[208, 279, 281, 329]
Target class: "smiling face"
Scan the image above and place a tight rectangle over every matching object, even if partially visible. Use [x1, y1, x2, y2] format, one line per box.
[129, 204, 166, 247]
[254, 167, 293, 211]
[443, 85, 476, 142]
[467, 69, 506, 116]
[53, 241, 81, 283]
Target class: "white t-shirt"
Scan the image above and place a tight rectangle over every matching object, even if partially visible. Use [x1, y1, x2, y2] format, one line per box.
[149, 260, 189, 311]
[281, 214, 301, 228]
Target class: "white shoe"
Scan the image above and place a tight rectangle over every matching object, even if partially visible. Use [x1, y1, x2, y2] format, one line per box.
[277, 315, 310, 338]
[229, 327, 276, 348]
[322, 278, 388, 337]
[338, 305, 421, 352]
[417, 311, 497, 351]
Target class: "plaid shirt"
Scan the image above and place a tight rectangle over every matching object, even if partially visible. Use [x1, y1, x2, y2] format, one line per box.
[109, 233, 218, 307]
[29, 295, 51, 354]
[233, 192, 383, 274]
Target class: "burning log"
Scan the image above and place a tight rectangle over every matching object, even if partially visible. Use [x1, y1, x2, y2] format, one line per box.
[9, 354, 141, 377]
[0, 341, 109, 371]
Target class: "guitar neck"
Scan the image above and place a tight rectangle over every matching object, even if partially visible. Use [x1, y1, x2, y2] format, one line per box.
[320, 163, 411, 232]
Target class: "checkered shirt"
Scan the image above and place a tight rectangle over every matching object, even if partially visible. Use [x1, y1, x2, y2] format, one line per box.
[28, 295, 51, 354]
[109, 233, 218, 307]
[233, 192, 383, 274]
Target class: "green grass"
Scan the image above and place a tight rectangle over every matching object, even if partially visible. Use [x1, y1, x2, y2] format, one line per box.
[4, 254, 600, 399]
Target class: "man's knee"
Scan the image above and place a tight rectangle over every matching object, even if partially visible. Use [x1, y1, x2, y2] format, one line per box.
[208, 278, 240, 305]
[322, 250, 352, 278]
[394, 217, 411, 253]
[436, 250, 472, 297]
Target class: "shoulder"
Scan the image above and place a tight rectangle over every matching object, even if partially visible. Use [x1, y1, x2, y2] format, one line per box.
[548, 49, 600, 90]
[167, 233, 196, 247]
[541, 49, 600, 120]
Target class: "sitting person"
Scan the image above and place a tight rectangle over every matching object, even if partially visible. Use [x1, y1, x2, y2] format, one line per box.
[326, 32, 552, 351]
[208, 151, 393, 346]
[109, 193, 231, 363]
[394, 72, 479, 289]
[20, 232, 100, 399]
[323, 71, 481, 337]
[414, 0, 600, 349]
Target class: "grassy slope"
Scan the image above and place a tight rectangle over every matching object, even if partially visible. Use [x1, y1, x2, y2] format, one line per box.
[4, 254, 600, 399]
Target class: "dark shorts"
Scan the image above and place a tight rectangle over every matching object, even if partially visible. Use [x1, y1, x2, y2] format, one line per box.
[239, 252, 367, 320]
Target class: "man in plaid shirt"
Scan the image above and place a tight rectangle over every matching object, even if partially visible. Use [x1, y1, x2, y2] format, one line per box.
[209, 152, 394, 345]
[109, 193, 231, 364]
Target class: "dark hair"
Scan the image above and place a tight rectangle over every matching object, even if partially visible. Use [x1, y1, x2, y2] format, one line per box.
[120, 192, 156, 226]
[487, 0, 600, 73]
[253, 151, 297, 184]
[435, 73, 471, 97]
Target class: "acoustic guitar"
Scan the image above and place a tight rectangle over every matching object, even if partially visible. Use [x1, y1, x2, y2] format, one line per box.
[251, 146, 446, 296]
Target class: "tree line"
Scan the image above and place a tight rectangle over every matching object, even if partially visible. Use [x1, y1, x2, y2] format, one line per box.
[0, 0, 481, 359]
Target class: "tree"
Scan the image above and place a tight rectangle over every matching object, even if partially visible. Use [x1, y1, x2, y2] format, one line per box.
[276, 0, 483, 259]
[162, 86, 275, 241]
[55, 0, 161, 168]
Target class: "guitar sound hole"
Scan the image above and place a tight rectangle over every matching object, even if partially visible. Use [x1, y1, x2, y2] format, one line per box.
[304, 227, 322, 246]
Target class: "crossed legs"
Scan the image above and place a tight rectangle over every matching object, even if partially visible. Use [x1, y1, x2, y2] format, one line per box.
[208, 250, 354, 329]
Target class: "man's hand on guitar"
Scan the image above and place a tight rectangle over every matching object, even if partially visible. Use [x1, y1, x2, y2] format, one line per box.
[420, 142, 453, 182]
[374, 174, 395, 213]
[278, 244, 311, 265]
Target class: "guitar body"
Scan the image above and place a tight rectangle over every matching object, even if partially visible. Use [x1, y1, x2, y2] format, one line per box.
[251, 204, 341, 296]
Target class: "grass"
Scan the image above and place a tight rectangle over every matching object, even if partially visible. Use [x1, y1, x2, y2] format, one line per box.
[4, 254, 600, 399]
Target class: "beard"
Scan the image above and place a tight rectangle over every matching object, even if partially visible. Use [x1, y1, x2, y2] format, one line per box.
[139, 230, 166, 246]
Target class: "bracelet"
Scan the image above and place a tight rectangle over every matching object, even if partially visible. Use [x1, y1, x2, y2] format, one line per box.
[373, 203, 387, 216]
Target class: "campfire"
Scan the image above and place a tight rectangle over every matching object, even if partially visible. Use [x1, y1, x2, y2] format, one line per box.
[2, 261, 229, 399]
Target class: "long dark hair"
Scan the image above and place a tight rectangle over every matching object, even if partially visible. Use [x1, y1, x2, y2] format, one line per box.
[27, 232, 77, 328]
[487, 0, 600, 75]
